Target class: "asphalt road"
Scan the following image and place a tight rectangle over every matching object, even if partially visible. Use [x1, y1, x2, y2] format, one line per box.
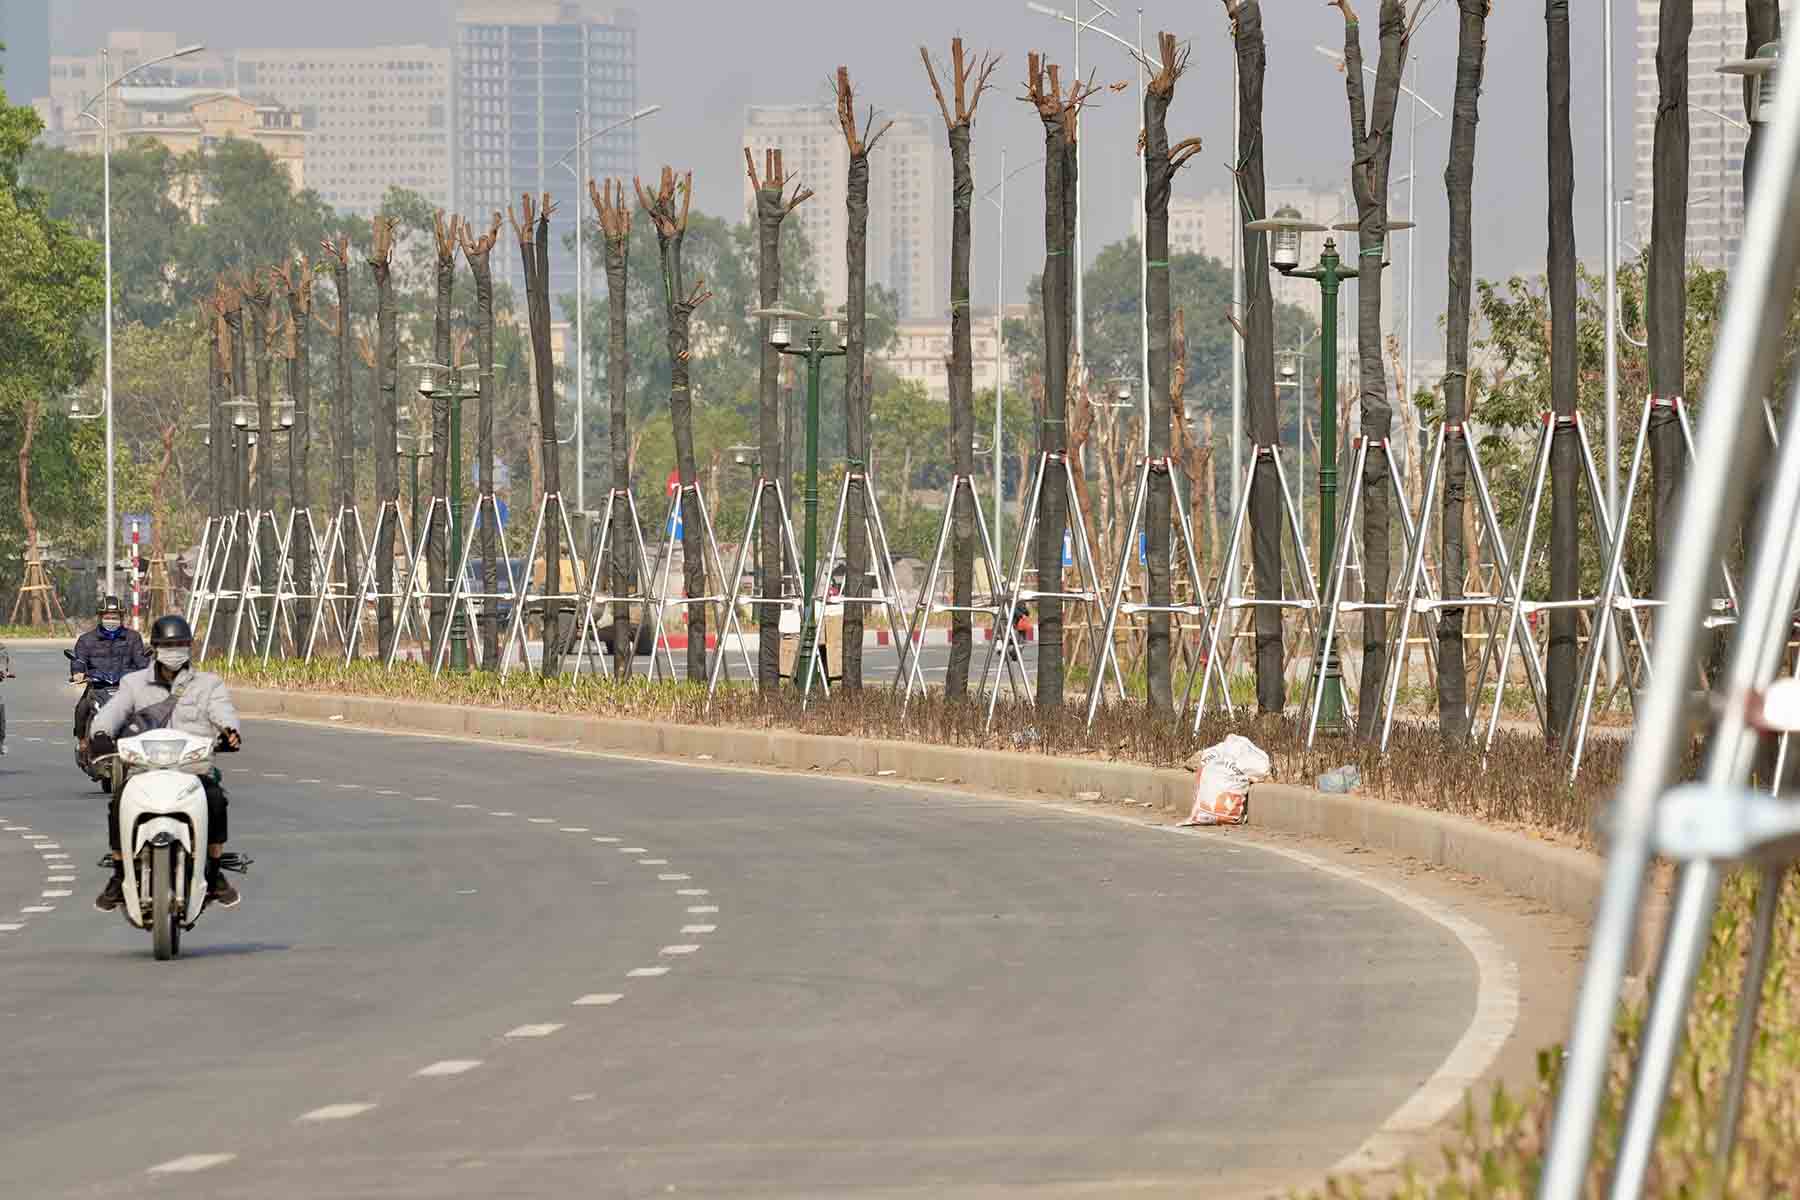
[0, 644, 1475, 1198]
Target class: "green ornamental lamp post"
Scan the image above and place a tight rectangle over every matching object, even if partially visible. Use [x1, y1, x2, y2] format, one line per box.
[1246, 206, 1353, 730]
[414, 361, 482, 672]
[753, 306, 845, 696]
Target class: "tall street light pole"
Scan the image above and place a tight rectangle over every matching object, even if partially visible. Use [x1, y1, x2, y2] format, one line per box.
[1251, 214, 1348, 730]
[79, 41, 205, 597]
[551, 102, 662, 517]
[983, 149, 1043, 571]
[757, 308, 845, 697]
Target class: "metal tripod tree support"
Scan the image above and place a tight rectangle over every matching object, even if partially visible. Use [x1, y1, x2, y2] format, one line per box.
[701, 479, 805, 706]
[633, 481, 750, 686]
[1535, 58, 1800, 1194]
[978, 451, 1115, 730]
[341, 502, 422, 666]
[185, 517, 218, 626]
[196, 510, 250, 661]
[302, 506, 369, 662]
[221, 509, 288, 666]
[1562, 397, 1743, 781]
[798, 469, 909, 704]
[1377, 422, 1524, 750]
[1301, 437, 1432, 746]
[897, 474, 1024, 711]
[258, 507, 328, 663]
[385, 497, 461, 669]
[1084, 456, 1227, 728]
[572, 488, 673, 686]
[1192, 445, 1319, 731]
[428, 492, 520, 677]
[1469, 411, 1647, 756]
[497, 491, 588, 676]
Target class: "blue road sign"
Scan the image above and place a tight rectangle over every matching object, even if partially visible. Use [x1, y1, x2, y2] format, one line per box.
[1138, 531, 1147, 565]
[1061, 529, 1073, 567]
[668, 499, 684, 541]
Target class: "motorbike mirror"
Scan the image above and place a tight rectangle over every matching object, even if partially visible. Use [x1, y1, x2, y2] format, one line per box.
[63, 649, 75, 661]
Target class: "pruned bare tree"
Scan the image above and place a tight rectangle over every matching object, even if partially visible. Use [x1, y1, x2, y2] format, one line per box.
[459, 214, 503, 669]
[320, 235, 358, 620]
[1647, 0, 1691, 617]
[1331, 0, 1412, 740]
[428, 212, 463, 653]
[510, 193, 569, 678]
[1147, 31, 1204, 714]
[834, 66, 894, 693]
[923, 37, 1001, 700]
[368, 215, 400, 657]
[276, 256, 316, 650]
[636, 168, 714, 684]
[590, 180, 638, 681]
[1438, 0, 1488, 742]
[1024, 53, 1099, 711]
[744, 149, 812, 691]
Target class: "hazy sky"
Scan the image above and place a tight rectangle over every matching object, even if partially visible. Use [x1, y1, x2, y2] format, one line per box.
[55, 1, 1650, 362]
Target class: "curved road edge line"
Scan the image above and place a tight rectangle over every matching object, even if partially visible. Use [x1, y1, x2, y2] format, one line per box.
[235, 690, 1523, 1185]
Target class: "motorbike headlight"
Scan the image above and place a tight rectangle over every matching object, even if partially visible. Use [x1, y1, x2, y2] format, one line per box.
[139, 738, 186, 768]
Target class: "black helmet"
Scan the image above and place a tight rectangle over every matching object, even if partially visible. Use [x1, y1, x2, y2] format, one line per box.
[149, 614, 193, 646]
[98, 595, 123, 615]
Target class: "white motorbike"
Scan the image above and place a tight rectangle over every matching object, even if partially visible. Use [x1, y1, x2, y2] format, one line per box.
[105, 730, 249, 960]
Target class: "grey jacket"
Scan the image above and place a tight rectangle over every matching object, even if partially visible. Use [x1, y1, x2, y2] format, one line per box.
[92, 664, 239, 741]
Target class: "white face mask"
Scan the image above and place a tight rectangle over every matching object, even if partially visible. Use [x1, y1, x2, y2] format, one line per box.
[156, 647, 191, 671]
[101, 617, 121, 631]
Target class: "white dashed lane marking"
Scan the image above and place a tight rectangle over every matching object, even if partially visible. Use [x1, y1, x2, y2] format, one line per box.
[573, 993, 622, 1006]
[559, 827, 589, 833]
[0, 923, 24, 933]
[681, 925, 716, 934]
[415, 796, 441, 803]
[618, 847, 647, 854]
[676, 888, 709, 896]
[373, 789, 402, 796]
[638, 858, 668, 865]
[528, 818, 556, 824]
[627, 966, 669, 978]
[415, 1060, 482, 1078]
[489, 811, 515, 817]
[657, 874, 690, 881]
[504, 1024, 563, 1039]
[148, 1154, 236, 1175]
[336, 784, 363, 791]
[660, 945, 699, 956]
[47, 876, 76, 883]
[21, 906, 54, 914]
[591, 836, 620, 843]
[687, 906, 719, 914]
[298, 1103, 377, 1122]
[41, 890, 71, 899]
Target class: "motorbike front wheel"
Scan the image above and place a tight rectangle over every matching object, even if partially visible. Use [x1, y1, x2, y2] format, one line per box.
[150, 844, 182, 961]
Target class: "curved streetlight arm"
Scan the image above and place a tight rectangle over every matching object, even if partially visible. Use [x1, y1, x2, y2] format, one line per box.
[80, 43, 207, 115]
[553, 103, 662, 175]
[1312, 45, 1445, 120]
[1027, 3, 1150, 68]
[1693, 102, 1750, 133]
[983, 156, 1044, 208]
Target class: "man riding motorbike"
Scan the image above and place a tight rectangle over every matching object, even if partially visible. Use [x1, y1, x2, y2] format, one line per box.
[70, 596, 149, 761]
[87, 614, 242, 912]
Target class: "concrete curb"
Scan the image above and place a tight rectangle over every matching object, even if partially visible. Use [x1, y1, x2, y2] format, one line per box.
[232, 686, 1664, 969]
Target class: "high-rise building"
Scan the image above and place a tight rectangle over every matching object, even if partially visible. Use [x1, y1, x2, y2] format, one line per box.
[234, 46, 450, 215]
[742, 105, 948, 320]
[1632, 0, 1758, 269]
[0, 0, 50, 108]
[39, 34, 449, 218]
[454, 1, 641, 303]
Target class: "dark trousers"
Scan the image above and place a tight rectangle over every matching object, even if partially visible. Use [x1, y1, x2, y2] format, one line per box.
[108, 772, 229, 856]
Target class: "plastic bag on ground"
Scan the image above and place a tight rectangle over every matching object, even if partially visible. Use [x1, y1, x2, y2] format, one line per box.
[1181, 734, 1272, 826]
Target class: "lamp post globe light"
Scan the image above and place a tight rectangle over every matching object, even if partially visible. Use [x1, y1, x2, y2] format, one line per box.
[413, 361, 482, 671]
[752, 305, 846, 696]
[1245, 210, 1351, 731]
[78, 41, 206, 596]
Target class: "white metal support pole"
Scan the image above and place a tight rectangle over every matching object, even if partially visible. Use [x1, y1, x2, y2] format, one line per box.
[1072, 0, 1084, 376]
[574, 107, 586, 516]
[1137, 6, 1150, 456]
[995, 148, 1007, 569]
[1402, 53, 1418, 485]
[1230, 49, 1243, 546]
[102, 48, 116, 599]
[1602, 0, 1622, 691]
